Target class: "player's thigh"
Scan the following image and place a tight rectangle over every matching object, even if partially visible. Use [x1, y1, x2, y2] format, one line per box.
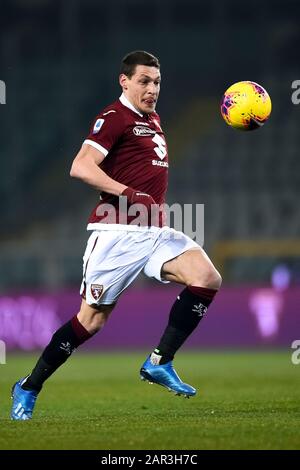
[82, 230, 154, 305]
[77, 298, 115, 333]
[143, 228, 199, 283]
[162, 246, 221, 287]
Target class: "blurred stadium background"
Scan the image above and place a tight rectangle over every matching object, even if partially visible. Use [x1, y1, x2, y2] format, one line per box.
[0, 0, 300, 450]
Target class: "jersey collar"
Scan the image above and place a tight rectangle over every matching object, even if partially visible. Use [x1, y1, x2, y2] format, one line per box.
[119, 93, 144, 118]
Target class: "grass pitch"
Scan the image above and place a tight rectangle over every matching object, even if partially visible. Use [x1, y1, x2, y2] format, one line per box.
[0, 351, 299, 450]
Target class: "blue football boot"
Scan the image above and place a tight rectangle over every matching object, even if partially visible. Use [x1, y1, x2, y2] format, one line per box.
[11, 377, 38, 420]
[140, 356, 196, 398]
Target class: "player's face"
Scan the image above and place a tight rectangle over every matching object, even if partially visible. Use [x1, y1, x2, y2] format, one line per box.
[120, 65, 161, 114]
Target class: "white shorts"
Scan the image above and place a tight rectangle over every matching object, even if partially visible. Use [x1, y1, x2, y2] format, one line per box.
[80, 225, 200, 305]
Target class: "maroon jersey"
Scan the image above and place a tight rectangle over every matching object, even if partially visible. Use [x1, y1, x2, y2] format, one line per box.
[83, 94, 168, 227]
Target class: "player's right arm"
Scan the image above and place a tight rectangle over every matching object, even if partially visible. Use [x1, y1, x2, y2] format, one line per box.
[70, 144, 155, 210]
[70, 143, 127, 196]
[70, 110, 155, 209]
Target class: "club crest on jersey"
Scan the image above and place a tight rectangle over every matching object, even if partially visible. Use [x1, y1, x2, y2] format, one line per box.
[92, 118, 105, 134]
[91, 284, 104, 301]
[133, 126, 156, 137]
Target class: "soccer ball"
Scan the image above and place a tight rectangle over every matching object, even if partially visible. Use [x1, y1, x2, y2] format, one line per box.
[220, 81, 272, 130]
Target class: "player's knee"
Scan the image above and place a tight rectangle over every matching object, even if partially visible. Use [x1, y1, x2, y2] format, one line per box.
[88, 317, 104, 334]
[78, 308, 111, 335]
[193, 266, 222, 290]
[209, 269, 222, 290]
[88, 311, 110, 334]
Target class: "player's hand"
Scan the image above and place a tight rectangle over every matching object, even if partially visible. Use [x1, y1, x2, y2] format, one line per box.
[121, 187, 156, 226]
[121, 187, 156, 210]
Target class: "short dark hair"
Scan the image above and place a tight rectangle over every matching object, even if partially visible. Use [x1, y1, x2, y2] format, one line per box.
[120, 50, 160, 78]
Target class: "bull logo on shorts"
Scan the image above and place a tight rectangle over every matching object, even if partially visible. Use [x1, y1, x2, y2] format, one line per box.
[91, 284, 104, 301]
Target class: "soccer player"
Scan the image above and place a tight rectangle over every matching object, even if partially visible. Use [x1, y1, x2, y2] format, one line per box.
[11, 51, 222, 420]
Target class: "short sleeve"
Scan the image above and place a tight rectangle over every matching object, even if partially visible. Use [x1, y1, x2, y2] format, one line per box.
[83, 109, 125, 157]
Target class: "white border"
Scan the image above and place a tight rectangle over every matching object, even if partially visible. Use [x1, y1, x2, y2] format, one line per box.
[83, 139, 108, 157]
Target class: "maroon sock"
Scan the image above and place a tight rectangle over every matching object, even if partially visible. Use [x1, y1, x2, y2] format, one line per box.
[155, 286, 218, 364]
[22, 315, 92, 392]
[187, 285, 217, 306]
[71, 315, 93, 344]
